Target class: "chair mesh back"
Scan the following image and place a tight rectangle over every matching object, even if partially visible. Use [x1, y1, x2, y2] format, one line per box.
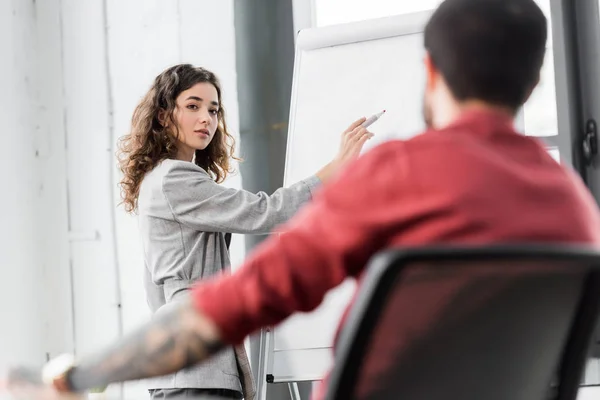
[350, 260, 584, 400]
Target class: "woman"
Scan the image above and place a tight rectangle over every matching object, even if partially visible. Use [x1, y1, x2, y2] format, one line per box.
[117, 64, 372, 400]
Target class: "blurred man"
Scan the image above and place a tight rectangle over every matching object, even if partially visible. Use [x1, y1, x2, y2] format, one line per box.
[7, 0, 600, 399]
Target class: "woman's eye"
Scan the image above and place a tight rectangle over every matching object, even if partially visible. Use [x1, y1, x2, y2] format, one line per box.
[187, 104, 199, 110]
[209, 109, 219, 115]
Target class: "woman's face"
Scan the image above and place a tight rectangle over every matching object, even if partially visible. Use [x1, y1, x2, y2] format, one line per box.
[171, 82, 220, 161]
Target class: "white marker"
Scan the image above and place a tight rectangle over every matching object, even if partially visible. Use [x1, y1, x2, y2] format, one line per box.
[361, 109, 386, 128]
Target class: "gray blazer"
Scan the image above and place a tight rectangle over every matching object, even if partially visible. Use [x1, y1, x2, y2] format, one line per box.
[137, 159, 320, 392]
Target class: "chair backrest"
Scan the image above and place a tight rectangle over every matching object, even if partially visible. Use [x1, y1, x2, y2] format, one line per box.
[325, 245, 600, 400]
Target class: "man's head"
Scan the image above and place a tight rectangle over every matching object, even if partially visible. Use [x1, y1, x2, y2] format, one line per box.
[422, 0, 547, 129]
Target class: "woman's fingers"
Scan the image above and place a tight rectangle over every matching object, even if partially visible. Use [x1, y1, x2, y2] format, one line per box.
[344, 117, 367, 134]
[339, 130, 373, 161]
[350, 132, 373, 154]
[346, 126, 367, 141]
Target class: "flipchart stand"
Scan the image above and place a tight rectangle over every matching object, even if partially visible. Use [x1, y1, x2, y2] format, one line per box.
[255, 327, 302, 400]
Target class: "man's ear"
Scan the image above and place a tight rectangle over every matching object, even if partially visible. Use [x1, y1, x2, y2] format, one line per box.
[424, 52, 438, 91]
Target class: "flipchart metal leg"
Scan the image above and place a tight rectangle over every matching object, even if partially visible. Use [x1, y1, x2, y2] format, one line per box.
[256, 326, 303, 400]
[287, 382, 301, 400]
[255, 327, 272, 400]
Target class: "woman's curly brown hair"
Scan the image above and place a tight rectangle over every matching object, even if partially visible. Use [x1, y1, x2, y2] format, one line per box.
[117, 64, 237, 213]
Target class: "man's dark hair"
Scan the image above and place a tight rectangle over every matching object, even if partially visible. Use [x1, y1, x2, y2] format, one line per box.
[424, 0, 547, 111]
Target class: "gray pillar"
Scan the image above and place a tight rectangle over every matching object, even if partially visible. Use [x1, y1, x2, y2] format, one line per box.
[233, 1, 312, 399]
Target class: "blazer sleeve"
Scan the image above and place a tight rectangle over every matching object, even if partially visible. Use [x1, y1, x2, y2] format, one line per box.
[161, 161, 321, 234]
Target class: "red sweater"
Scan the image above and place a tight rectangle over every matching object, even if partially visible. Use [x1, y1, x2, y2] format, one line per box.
[193, 109, 600, 399]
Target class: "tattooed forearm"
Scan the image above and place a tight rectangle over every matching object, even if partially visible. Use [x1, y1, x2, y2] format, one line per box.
[68, 298, 224, 392]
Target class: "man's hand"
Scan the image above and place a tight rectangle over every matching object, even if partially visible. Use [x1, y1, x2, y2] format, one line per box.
[2, 370, 83, 400]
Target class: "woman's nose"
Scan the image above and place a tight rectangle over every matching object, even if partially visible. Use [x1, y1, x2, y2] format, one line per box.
[198, 110, 210, 124]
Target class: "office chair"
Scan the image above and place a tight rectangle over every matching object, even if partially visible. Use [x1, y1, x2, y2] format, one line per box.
[325, 244, 600, 400]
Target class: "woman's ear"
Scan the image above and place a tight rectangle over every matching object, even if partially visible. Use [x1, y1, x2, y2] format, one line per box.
[158, 109, 168, 127]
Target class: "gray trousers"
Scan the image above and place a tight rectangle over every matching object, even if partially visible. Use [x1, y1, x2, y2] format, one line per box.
[149, 388, 243, 400]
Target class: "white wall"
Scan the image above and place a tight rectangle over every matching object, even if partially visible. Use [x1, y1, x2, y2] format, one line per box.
[60, 0, 122, 371]
[579, 387, 600, 399]
[0, 0, 46, 373]
[35, 0, 75, 363]
[1, 0, 76, 389]
[1, 1, 241, 399]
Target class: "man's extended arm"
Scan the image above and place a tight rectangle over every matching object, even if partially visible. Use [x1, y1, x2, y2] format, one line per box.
[8, 298, 222, 394]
